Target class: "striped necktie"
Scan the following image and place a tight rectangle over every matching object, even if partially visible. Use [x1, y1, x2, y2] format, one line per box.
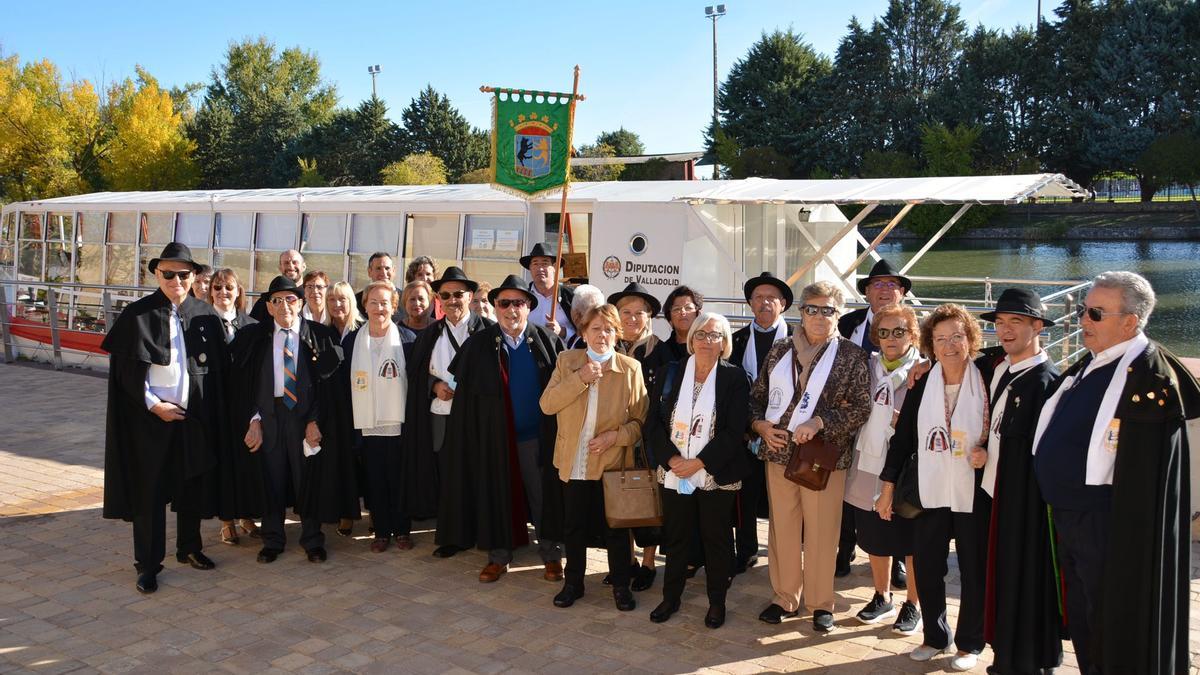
[282, 329, 298, 409]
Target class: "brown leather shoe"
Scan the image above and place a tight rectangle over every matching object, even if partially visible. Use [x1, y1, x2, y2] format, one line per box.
[479, 563, 508, 583]
[395, 535, 415, 551]
[543, 560, 564, 582]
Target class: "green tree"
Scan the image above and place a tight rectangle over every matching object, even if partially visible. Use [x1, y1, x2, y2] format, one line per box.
[572, 143, 624, 182]
[921, 122, 980, 176]
[101, 67, 199, 191]
[1137, 132, 1200, 204]
[381, 152, 447, 185]
[595, 128, 644, 157]
[458, 167, 491, 184]
[860, 150, 919, 178]
[293, 158, 327, 187]
[399, 85, 488, 182]
[824, 18, 896, 175]
[287, 95, 404, 185]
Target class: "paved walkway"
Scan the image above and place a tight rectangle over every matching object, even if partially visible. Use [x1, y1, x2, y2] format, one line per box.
[0, 363, 1195, 674]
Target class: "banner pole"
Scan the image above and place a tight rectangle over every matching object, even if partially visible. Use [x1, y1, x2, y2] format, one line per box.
[549, 65, 580, 323]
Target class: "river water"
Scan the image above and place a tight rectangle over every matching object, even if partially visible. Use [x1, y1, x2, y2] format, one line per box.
[867, 239, 1199, 357]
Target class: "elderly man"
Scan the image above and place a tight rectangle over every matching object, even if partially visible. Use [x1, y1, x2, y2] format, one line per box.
[355, 252, 404, 320]
[250, 249, 306, 322]
[407, 267, 494, 551]
[521, 243, 575, 343]
[729, 271, 793, 574]
[435, 274, 565, 583]
[1032, 271, 1197, 674]
[102, 243, 226, 594]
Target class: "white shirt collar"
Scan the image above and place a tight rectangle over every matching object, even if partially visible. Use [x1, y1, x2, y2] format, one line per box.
[752, 317, 784, 333]
[530, 284, 554, 300]
[502, 327, 525, 350]
[273, 317, 302, 336]
[1085, 333, 1142, 375]
[1005, 349, 1046, 374]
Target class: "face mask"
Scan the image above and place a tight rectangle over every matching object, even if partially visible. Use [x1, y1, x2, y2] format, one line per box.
[587, 347, 615, 363]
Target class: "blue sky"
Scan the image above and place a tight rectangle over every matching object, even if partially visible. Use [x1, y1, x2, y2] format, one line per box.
[1, 1, 1038, 154]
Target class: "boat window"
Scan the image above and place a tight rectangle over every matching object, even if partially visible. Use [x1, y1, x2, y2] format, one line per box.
[300, 213, 348, 282]
[462, 214, 524, 286]
[107, 212, 137, 244]
[0, 211, 13, 269]
[253, 213, 299, 290]
[401, 214, 458, 287]
[75, 213, 107, 285]
[78, 213, 106, 243]
[176, 213, 212, 251]
[213, 213, 254, 292]
[20, 213, 43, 240]
[47, 213, 74, 242]
[139, 213, 177, 286]
[349, 214, 402, 289]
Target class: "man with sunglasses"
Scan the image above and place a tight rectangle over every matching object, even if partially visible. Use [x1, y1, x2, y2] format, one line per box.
[102, 242, 228, 594]
[435, 274, 565, 584]
[1031, 271, 1197, 675]
[228, 275, 346, 565]
[405, 267, 495, 555]
[249, 249, 307, 322]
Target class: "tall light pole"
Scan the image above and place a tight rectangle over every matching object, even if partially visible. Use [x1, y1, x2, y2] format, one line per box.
[705, 5, 726, 179]
[367, 64, 381, 98]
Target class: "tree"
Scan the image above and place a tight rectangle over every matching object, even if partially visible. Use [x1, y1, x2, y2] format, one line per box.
[381, 152, 447, 185]
[1137, 132, 1200, 205]
[399, 85, 488, 182]
[458, 167, 491, 184]
[823, 18, 896, 175]
[860, 150, 919, 178]
[190, 37, 337, 189]
[572, 143, 624, 182]
[921, 122, 979, 176]
[293, 158, 327, 187]
[287, 95, 404, 185]
[595, 128, 644, 157]
[101, 67, 199, 191]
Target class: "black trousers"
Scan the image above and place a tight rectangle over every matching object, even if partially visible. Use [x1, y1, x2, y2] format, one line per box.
[1052, 508, 1109, 675]
[260, 400, 324, 553]
[361, 434, 410, 539]
[662, 487, 735, 605]
[912, 493, 991, 653]
[734, 459, 767, 562]
[131, 422, 202, 574]
[562, 479, 633, 590]
[836, 502, 857, 565]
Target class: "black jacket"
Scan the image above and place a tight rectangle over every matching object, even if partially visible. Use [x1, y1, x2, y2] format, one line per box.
[730, 321, 793, 381]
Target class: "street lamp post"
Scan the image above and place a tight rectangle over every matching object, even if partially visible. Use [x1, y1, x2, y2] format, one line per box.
[367, 65, 381, 98]
[705, 5, 726, 180]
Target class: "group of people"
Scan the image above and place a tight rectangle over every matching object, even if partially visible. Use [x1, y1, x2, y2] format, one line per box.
[103, 242, 1195, 674]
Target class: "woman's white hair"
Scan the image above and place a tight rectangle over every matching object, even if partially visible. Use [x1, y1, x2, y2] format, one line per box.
[1092, 271, 1156, 330]
[686, 311, 733, 359]
[570, 284, 605, 324]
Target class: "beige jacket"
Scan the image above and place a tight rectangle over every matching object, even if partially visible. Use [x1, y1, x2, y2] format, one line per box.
[540, 349, 649, 482]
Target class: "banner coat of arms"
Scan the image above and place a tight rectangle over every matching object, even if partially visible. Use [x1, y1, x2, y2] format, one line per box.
[489, 91, 575, 199]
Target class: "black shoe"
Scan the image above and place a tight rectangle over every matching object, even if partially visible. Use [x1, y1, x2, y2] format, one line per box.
[891, 558, 907, 590]
[336, 525, 353, 538]
[813, 610, 835, 633]
[631, 564, 656, 592]
[135, 571, 158, 594]
[256, 548, 281, 564]
[306, 547, 327, 563]
[432, 544, 462, 558]
[553, 584, 584, 608]
[758, 603, 799, 625]
[856, 592, 897, 624]
[175, 551, 216, 570]
[704, 604, 726, 629]
[613, 587, 636, 612]
[834, 548, 855, 578]
[649, 599, 680, 623]
[684, 563, 703, 579]
[733, 555, 759, 575]
[892, 600, 921, 635]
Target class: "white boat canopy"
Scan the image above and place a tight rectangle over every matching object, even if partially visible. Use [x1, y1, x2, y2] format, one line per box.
[676, 173, 1088, 205]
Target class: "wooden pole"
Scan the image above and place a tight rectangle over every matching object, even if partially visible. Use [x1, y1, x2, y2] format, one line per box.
[549, 66, 581, 322]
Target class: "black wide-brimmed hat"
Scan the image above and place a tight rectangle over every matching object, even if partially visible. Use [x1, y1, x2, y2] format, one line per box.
[430, 266, 479, 293]
[857, 258, 912, 295]
[147, 242, 202, 274]
[488, 274, 538, 309]
[265, 275, 303, 299]
[980, 288, 1058, 326]
[608, 283, 662, 318]
[519, 243, 560, 269]
[743, 271, 794, 310]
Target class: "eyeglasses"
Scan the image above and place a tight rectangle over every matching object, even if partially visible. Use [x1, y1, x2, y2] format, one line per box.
[1076, 304, 1127, 322]
[801, 304, 838, 317]
[933, 333, 967, 346]
[870, 280, 900, 291]
[692, 330, 725, 343]
[496, 298, 528, 309]
[159, 269, 192, 280]
[439, 290, 469, 301]
[875, 327, 910, 340]
[669, 304, 698, 315]
[211, 284, 236, 292]
[269, 296, 301, 306]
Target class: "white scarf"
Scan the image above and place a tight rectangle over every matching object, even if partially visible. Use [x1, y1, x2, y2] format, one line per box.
[855, 347, 919, 475]
[1032, 332, 1148, 486]
[983, 350, 1049, 496]
[666, 356, 717, 492]
[765, 337, 840, 432]
[742, 318, 787, 381]
[429, 316, 470, 415]
[916, 361, 987, 513]
[350, 322, 407, 430]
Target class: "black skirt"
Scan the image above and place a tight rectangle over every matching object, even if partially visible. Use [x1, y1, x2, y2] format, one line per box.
[851, 503, 915, 558]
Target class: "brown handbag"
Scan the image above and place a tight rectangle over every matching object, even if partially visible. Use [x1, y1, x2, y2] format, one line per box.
[602, 444, 663, 529]
[783, 432, 840, 491]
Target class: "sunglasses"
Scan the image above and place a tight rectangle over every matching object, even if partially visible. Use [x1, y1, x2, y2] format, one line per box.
[692, 330, 725, 343]
[269, 296, 301, 306]
[159, 269, 193, 280]
[1075, 304, 1126, 322]
[496, 298, 528, 309]
[801, 304, 838, 317]
[211, 284, 236, 292]
[875, 327, 910, 339]
[439, 290, 469, 301]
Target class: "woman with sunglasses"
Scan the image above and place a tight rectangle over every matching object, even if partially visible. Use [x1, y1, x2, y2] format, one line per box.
[749, 281, 871, 633]
[876, 304, 990, 671]
[842, 303, 923, 635]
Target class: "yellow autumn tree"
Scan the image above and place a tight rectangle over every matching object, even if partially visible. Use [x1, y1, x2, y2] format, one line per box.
[101, 67, 199, 191]
[380, 152, 447, 185]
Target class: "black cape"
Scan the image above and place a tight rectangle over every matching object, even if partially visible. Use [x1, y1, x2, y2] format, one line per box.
[1051, 340, 1197, 674]
[403, 313, 493, 520]
[982, 354, 1064, 673]
[434, 322, 563, 551]
[226, 318, 350, 523]
[102, 291, 226, 521]
[216, 309, 261, 520]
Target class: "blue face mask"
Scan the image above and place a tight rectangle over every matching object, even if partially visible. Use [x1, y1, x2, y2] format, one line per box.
[587, 347, 615, 363]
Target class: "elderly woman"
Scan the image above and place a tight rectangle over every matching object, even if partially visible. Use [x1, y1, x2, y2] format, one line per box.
[208, 268, 260, 545]
[644, 312, 750, 629]
[400, 280, 433, 333]
[565, 284, 605, 350]
[470, 281, 496, 322]
[346, 281, 412, 552]
[877, 304, 990, 671]
[540, 304, 649, 612]
[327, 281, 363, 342]
[842, 303, 923, 634]
[301, 271, 332, 325]
[749, 280, 871, 632]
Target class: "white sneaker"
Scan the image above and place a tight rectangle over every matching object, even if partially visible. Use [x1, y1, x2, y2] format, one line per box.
[908, 644, 950, 662]
[949, 652, 978, 671]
